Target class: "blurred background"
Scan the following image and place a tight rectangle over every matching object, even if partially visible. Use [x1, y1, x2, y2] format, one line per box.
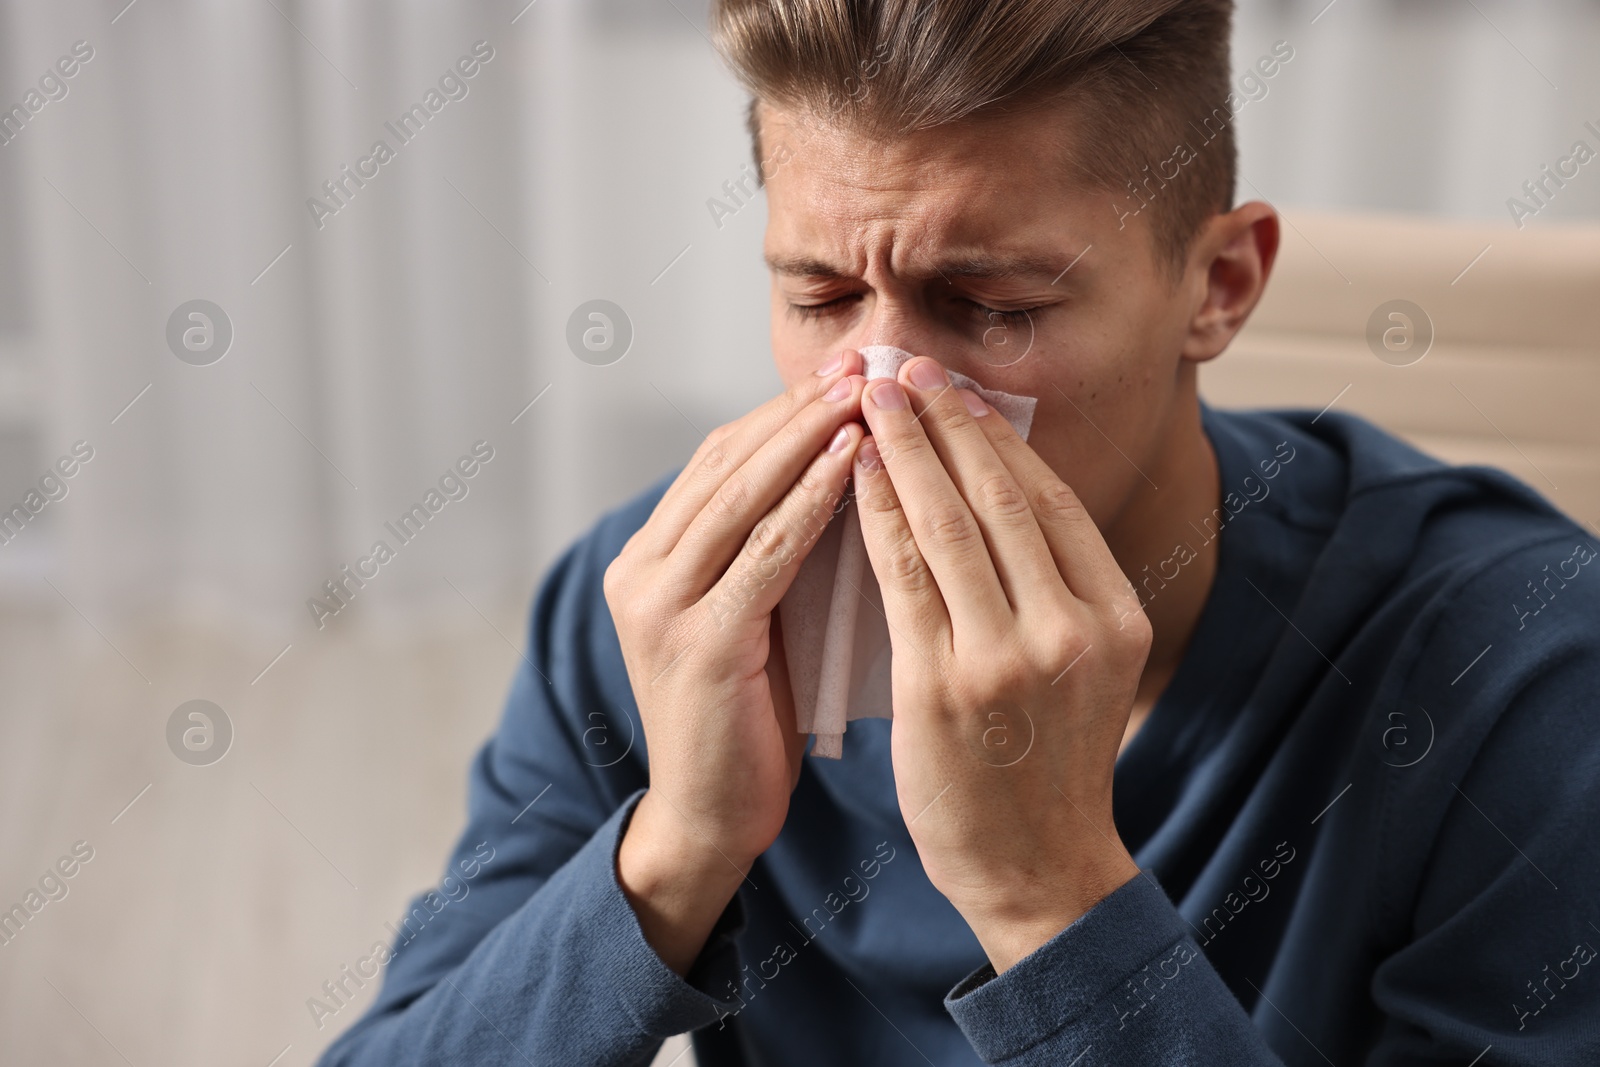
[0, 1, 1596, 1064]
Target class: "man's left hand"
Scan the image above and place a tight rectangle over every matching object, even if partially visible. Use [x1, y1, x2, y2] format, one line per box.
[851, 354, 1149, 973]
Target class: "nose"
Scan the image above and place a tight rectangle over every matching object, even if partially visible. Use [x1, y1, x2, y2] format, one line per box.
[838, 289, 1034, 375]
[840, 294, 943, 376]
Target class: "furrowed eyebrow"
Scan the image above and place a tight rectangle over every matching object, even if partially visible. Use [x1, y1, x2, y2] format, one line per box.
[929, 254, 1079, 282]
[764, 254, 850, 279]
[763, 251, 1088, 283]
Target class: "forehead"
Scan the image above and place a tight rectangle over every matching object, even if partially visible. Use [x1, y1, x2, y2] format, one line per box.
[756, 99, 1122, 278]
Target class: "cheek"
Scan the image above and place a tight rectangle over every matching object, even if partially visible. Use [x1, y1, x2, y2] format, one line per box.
[769, 324, 837, 389]
[769, 288, 814, 388]
[1002, 338, 1168, 520]
[771, 348, 814, 390]
[771, 363, 806, 391]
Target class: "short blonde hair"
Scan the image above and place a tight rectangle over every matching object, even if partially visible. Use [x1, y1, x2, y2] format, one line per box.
[710, 0, 1237, 272]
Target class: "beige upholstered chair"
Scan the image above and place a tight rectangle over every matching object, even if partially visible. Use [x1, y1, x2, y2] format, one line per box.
[1205, 212, 1600, 531]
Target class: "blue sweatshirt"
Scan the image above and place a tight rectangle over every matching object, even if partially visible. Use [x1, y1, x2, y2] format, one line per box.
[318, 401, 1600, 1066]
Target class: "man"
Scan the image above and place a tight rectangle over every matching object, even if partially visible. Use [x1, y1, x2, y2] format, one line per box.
[320, 1, 1600, 1063]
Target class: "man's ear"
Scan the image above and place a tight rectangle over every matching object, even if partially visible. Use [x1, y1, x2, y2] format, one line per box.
[1180, 201, 1280, 364]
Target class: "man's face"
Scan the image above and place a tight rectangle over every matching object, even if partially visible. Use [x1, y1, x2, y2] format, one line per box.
[761, 99, 1213, 531]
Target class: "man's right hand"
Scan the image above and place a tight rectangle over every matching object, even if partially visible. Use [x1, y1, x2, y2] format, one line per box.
[605, 349, 867, 974]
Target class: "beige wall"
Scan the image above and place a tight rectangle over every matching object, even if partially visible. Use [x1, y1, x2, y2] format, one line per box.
[1205, 212, 1600, 530]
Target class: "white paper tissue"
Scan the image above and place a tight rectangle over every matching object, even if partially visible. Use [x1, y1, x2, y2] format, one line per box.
[777, 345, 1039, 758]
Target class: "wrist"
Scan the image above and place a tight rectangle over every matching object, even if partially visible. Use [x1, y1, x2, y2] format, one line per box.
[956, 849, 1141, 974]
[627, 789, 760, 885]
[617, 790, 749, 976]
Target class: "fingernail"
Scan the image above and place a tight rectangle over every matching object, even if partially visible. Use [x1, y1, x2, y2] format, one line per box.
[869, 380, 906, 411]
[823, 377, 853, 402]
[827, 425, 851, 452]
[857, 438, 883, 470]
[908, 359, 947, 390]
[959, 388, 989, 417]
[815, 353, 843, 377]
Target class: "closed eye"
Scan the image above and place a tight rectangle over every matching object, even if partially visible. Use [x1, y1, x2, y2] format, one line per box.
[786, 295, 861, 321]
[967, 301, 1040, 325]
[784, 295, 1046, 324]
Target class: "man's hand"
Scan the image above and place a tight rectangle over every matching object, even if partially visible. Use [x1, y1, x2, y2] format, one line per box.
[852, 356, 1148, 974]
[606, 351, 867, 974]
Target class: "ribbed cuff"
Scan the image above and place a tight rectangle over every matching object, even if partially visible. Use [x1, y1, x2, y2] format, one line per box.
[590, 787, 749, 1037]
[944, 871, 1190, 1062]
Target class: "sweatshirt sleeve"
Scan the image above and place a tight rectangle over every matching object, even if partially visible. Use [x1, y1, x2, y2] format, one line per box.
[318, 483, 747, 1066]
[943, 871, 1286, 1065]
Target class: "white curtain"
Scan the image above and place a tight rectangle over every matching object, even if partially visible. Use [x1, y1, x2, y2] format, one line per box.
[1233, 0, 1600, 222]
[3, 0, 1597, 637]
[1, 0, 774, 643]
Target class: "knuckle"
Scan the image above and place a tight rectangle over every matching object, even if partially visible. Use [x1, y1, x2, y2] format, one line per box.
[1095, 594, 1153, 662]
[746, 509, 785, 557]
[1116, 604, 1155, 654]
[706, 472, 754, 524]
[1029, 612, 1094, 675]
[856, 476, 902, 518]
[607, 578, 651, 630]
[883, 536, 934, 593]
[602, 557, 625, 604]
[919, 501, 981, 553]
[793, 459, 826, 498]
[1043, 620, 1089, 663]
[975, 473, 1030, 520]
[744, 513, 799, 577]
[695, 436, 734, 480]
[694, 454, 728, 493]
[1035, 481, 1088, 526]
[883, 429, 929, 464]
[603, 553, 640, 606]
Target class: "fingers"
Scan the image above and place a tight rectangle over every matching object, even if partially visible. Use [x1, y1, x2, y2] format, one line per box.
[640, 348, 863, 560]
[668, 373, 869, 601]
[857, 375, 1009, 631]
[850, 435, 953, 653]
[700, 420, 865, 629]
[893, 357, 1064, 614]
[953, 386, 1135, 609]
